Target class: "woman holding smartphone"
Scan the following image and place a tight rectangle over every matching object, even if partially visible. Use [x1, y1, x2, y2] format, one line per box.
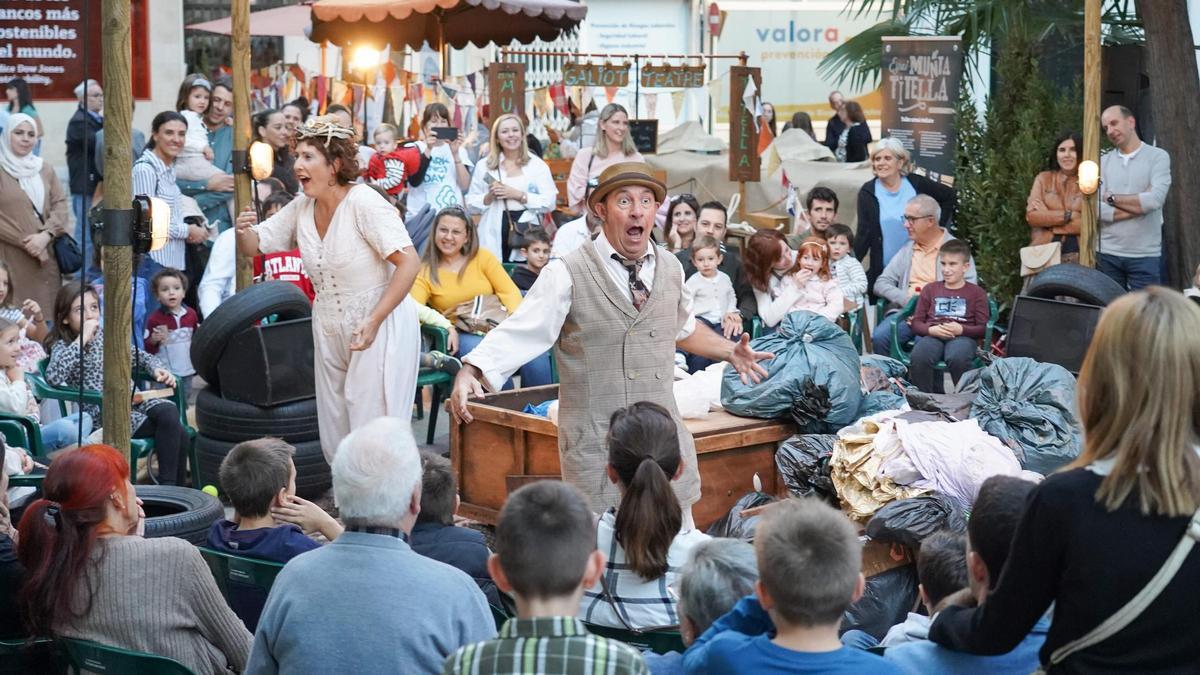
[411, 103, 473, 216]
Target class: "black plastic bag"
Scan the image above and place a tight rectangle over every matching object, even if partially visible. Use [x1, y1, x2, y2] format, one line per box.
[706, 491, 777, 542]
[905, 390, 978, 422]
[789, 379, 833, 433]
[865, 494, 967, 550]
[840, 564, 920, 641]
[776, 435, 837, 504]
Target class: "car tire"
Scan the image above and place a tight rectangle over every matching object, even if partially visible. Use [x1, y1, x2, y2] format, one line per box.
[137, 485, 225, 545]
[194, 387, 319, 443]
[1026, 263, 1125, 306]
[196, 433, 330, 499]
[190, 281, 312, 389]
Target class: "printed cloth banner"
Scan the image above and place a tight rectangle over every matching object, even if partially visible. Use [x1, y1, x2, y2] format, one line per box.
[880, 36, 964, 185]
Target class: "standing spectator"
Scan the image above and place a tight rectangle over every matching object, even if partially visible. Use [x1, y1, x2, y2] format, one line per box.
[762, 102, 777, 138]
[143, 268, 199, 398]
[66, 79, 104, 279]
[4, 78, 41, 153]
[664, 194, 700, 252]
[929, 289, 1200, 670]
[856, 138, 956, 291]
[466, 114, 556, 263]
[823, 90, 846, 153]
[411, 103, 473, 215]
[789, 185, 839, 246]
[566, 103, 644, 215]
[280, 99, 308, 135]
[1026, 131, 1083, 265]
[783, 112, 816, 141]
[255, 109, 298, 195]
[132, 111, 190, 314]
[907, 239, 988, 393]
[676, 201, 756, 333]
[834, 101, 872, 163]
[1098, 105, 1172, 290]
[0, 113, 68, 313]
[177, 77, 235, 233]
[247, 418, 494, 674]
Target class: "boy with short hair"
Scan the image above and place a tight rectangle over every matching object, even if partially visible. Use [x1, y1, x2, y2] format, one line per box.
[443, 481, 648, 675]
[682, 498, 900, 674]
[878, 531, 967, 648]
[826, 224, 868, 309]
[364, 122, 424, 198]
[144, 267, 199, 394]
[410, 451, 498, 604]
[908, 239, 989, 393]
[511, 228, 551, 292]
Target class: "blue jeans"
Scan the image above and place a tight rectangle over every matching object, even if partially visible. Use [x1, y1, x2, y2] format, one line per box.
[72, 193, 100, 281]
[1097, 252, 1160, 291]
[841, 629, 880, 650]
[872, 311, 914, 357]
[41, 412, 93, 451]
[457, 332, 554, 389]
[909, 335, 977, 393]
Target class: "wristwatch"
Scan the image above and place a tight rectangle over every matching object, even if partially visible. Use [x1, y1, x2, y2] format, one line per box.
[1106, 194, 1116, 206]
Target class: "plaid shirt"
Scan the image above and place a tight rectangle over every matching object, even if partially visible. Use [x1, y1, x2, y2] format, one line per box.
[443, 616, 648, 675]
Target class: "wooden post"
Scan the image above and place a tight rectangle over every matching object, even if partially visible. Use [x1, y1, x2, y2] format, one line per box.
[100, 0, 133, 451]
[232, 0, 254, 289]
[1079, 0, 1101, 268]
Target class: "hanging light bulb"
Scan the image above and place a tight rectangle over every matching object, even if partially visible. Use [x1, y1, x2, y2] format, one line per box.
[1078, 160, 1100, 196]
[249, 141, 275, 181]
[149, 197, 171, 252]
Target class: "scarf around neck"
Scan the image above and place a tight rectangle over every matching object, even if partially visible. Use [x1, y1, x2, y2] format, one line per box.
[0, 113, 46, 213]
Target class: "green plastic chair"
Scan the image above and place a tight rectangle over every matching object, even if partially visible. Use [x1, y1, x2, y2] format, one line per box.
[0, 411, 47, 489]
[582, 622, 686, 655]
[415, 325, 454, 445]
[28, 358, 199, 486]
[0, 637, 53, 675]
[197, 546, 285, 597]
[888, 295, 1000, 370]
[57, 637, 197, 675]
[502, 262, 520, 278]
[489, 604, 512, 632]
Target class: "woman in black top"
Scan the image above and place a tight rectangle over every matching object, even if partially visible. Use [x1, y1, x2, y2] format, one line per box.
[929, 288, 1200, 672]
[834, 101, 871, 163]
[254, 109, 298, 195]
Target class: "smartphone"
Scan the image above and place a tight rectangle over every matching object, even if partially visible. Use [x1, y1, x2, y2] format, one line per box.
[433, 127, 459, 141]
[484, 173, 497, 186]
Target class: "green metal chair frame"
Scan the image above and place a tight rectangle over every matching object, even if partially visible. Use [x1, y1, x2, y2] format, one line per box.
[502, 262, 520, 278]
[581, 622, 686, 655]
[197, 546, 285, 603]
[415, 325, 454, 445]
[27, 359, 199, 486]
[0, 410, 47, 489]
[888, 296, 1000, 370]
[57, 637, 197, 675]
[0, 637, 53, 674]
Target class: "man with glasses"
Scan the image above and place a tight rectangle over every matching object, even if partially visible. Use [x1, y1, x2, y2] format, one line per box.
[66, 79, 104, 279]
[871, 194, 977, 356]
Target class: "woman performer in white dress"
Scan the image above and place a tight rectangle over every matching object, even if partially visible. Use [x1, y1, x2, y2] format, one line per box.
[235, 117, 420, 462]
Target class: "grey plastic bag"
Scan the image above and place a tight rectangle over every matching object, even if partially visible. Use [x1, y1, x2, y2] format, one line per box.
[969, 357, 1082, 474]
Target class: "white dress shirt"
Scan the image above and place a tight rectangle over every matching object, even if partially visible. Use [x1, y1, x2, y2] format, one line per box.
[198, 228, 236, 317]
[463, 231, 698, 392]
[550, 215, 592, 259]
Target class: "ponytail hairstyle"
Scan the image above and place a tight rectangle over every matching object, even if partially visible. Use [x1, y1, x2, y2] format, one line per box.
[607, 401, 683, 580]
[792, 237, 832, 281]
[18, 444, 132, 636]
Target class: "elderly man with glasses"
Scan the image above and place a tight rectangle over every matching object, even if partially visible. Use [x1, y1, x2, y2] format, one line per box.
[871, 194, 978, 356]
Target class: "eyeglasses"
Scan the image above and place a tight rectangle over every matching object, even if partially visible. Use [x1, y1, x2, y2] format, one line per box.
[902, 214, 934, 224]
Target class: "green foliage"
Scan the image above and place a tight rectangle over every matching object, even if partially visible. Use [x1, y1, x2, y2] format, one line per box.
[953, 37, 1081, 305]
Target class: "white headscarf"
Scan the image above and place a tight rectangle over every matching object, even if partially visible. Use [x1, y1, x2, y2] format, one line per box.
[0, 113, 46, 213]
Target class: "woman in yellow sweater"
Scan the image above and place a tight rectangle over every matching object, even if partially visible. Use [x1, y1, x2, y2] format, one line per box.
[410, 206, 553, 387]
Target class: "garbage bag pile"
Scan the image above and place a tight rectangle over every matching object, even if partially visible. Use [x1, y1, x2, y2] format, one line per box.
[706, 491, 777, 541]
[721, 312, 861, 432]
[841, 565, 920, 641]
[865, 493, 967, 550]
[776, 434, 838, 505]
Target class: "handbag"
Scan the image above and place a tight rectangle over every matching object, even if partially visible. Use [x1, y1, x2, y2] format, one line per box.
[53, 233, 83, 275]
[1019, 241, 1062, 278]
[448, 295, 508, 335]
[1035, 503, 1200, 673]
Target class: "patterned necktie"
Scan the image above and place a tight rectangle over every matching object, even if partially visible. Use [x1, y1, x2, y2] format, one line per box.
[611, 253, 650, 311]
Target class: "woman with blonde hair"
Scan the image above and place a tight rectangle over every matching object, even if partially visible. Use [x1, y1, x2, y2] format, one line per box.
[929, 288, 1200, 671]
[465, 113, 556, 263]
[854, 137, 956, 289]
[565, 103, 644, 214]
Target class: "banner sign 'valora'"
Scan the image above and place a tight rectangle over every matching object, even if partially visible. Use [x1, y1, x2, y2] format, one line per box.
[561, 62, 630, 88]
[640, 64, 706, 88]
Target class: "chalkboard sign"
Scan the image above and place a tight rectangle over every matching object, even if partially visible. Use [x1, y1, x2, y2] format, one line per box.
[629, 120, 658, 154]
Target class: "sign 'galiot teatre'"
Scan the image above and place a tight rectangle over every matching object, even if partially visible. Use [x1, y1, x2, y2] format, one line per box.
[640, 64, 706, 88]
[562, 62, 630, 87]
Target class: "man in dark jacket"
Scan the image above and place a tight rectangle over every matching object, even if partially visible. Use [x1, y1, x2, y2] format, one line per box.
[66, 79, 104, 279]
[823, 90, 846, 153]
[675, 201, 757, 329]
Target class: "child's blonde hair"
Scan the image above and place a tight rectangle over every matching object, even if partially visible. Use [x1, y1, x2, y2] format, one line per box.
[791, 237, 832, 281]
[373, 123, 398, 143]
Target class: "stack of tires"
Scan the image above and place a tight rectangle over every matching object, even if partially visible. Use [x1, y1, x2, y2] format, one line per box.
[190, 282, 330, 499]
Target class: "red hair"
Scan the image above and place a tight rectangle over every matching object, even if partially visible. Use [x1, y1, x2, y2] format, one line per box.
[18, 444, 130, 636]
[743, 230, 789, 292]
[793, 237, 832, 281]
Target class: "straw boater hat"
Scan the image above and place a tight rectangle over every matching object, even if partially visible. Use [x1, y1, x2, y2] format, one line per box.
[586, 161, 667, 214]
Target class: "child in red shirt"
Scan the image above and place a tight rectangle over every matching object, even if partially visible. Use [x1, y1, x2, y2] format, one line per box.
[145, 267, 200, 398]
[363, 123, 424, 199]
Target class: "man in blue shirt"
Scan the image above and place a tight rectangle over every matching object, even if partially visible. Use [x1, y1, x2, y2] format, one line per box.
[176, 77, 235, 232]
[884, 476, 1046, 674]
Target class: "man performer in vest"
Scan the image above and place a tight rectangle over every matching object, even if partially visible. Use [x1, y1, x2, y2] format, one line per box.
[450, 162, 772, 519]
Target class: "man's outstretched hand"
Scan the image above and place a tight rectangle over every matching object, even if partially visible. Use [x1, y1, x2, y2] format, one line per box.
[450, 364, 487, 424]
[728, 333, 773, 384]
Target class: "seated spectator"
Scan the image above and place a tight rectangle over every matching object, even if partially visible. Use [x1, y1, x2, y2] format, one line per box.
[247, 418, 493, 673]
[887, 477, 1045, 674]
[872, 194, 977, 357]
[883, 531, 968, 648]
[511, 227, 551, 292]
[644, 538, 759, 675]
[784, 238, 844, 323]
[680, 236, 739, 372]
[826, 224, 868, 310]
[410, 451, 498, 605]
[907, 239, 988, 392]
[1, 447, 26, 640]
[676, 201, 756, 325]
[580, 402, 710, 630]
[17, 445, 251, 671]
[741, 230, 797, 331]
[409, 206, 552, 387]
[663, 194, 700, 252]
[681, 498, 899, 673]
[0, 316, 90, 453]
[788, 186, 839, 247]
[928, 288, 1200, 670]
[551, 211, 602, 260]
[445, 481, 648, 675]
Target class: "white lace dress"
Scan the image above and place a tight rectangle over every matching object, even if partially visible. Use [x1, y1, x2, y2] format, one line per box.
[253, 184, 420, 462]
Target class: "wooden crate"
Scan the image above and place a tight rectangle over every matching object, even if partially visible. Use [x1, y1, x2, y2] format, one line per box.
[450, 385, 795, 528]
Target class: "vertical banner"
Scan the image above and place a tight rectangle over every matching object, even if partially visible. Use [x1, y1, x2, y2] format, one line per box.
[487, 62, 526, 127]
[880, 37, 963, 185]
[728, 66, 762, 183]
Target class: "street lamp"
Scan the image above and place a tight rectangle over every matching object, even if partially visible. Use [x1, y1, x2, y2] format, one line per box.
[248, 140, 275, 219]
[351, 45, 386, 146]
[1077, 160, 1100, 195]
